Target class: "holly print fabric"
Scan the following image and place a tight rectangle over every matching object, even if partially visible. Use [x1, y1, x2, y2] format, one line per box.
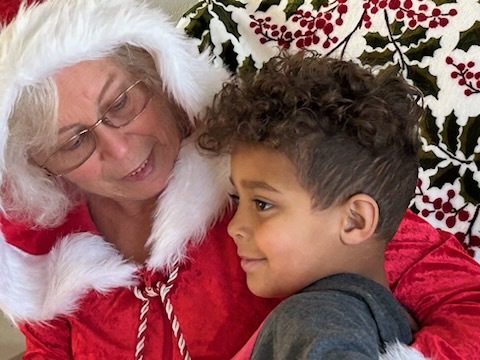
[179, 0, 480, 260]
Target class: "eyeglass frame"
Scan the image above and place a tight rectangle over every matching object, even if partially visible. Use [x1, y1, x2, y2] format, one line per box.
[37, 79, 153, 177]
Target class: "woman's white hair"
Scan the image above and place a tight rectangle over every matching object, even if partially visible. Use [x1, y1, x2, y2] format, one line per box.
[0, 0, 229, 226]
[3, 45, 189, 227]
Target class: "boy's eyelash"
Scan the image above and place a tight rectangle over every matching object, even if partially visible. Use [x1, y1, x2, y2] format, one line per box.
[228, 193, 239, 203]
[254, 199, 272, 211]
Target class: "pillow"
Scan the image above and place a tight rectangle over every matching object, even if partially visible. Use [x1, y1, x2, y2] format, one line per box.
[179, 0, 480, 261]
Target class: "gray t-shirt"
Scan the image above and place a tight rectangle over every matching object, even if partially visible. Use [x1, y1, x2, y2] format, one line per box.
[252, 273, 412, 360]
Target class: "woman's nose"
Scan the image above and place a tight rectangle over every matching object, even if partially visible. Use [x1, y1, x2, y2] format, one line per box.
[93, 126, 130, 160]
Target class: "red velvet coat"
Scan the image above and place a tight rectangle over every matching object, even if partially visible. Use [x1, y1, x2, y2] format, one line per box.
[2, 205, 480, 359]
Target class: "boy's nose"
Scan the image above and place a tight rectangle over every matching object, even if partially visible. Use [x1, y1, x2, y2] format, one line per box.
[227, 208, 247, 243]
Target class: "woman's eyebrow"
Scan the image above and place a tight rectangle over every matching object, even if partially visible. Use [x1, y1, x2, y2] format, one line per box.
[57, 73, 117, 135]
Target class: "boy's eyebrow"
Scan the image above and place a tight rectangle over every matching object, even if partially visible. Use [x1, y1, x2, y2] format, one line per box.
[229, 177, 280, 193]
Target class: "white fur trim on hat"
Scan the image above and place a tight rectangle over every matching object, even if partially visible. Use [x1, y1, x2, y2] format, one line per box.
[0, 0, 230, 181]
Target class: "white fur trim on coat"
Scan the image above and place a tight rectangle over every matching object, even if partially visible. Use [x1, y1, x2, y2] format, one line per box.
[0, 232, 138, 323]
[147, 134, 231, 271]
[381, 342, 430, 360]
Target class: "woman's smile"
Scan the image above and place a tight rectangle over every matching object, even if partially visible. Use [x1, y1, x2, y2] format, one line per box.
[123, 150, 154, 181]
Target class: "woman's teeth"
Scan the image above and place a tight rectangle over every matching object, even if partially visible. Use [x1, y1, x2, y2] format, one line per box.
[130, 159, 148, 176]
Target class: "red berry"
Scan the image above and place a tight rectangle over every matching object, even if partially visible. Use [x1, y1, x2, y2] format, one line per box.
[458, 210, 469, 221]
[447, 189, 455, 198]
[433, 198, 442, 209]
[439, 18, 449, 27]
[442, 202, 453, 213]
[418, 13, 427, 22]
[338, 5, 348, 14]
[324, 23, 334, 35]
[455, 232, 466, 242]
[421, 209, 430, 217]
[446, 216, 456, 228]
[435, 211, 445, 220]
[316, 18, 326, 28]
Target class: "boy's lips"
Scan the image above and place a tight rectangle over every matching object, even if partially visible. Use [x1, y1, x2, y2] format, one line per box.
[239, 255, 266, 272]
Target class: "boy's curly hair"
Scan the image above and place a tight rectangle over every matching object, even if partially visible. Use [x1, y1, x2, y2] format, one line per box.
[198, 51, 422, 240]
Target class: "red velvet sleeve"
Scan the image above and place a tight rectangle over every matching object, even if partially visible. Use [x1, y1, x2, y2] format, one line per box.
[19, 318, 73, 359]
[386, 210, 480, 359]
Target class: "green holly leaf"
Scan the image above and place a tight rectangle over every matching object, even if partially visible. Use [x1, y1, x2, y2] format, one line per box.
[409, 202, 419, 214]
[256, 0, 282, 12]
[440, 111, 460, 154]
[220, 40, 239, 73]
[460, 116, 480, 158]
[419, 148, 444, 171]
[460, 169, 480, 205]
[212, 3, 241, 39]
[198, 31, 212, 53]
[458, 21, 480, 52]
[359, 48, 394, 67]
[364, 32, 390, 49]
[285, 0, 305, 19]
[397, 26, 428, 47]
[406, 65, 440, 99]
[432, 0, 457, 5]
[221, 0, 247, 8]
[312, 0, 329, 10]
[430, 164, 461, 189]
[390, 21, 404, 37]
[184, 5, 213, 40]
[238, 55, 258, 76]
[183, 2, 205, 17]
[405, 37, 440, 62]
[419, 106, 440, 145]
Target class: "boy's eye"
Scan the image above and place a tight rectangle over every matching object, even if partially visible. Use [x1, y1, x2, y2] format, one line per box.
[255, 200, 272, 211]
[229, 193, 239, 204]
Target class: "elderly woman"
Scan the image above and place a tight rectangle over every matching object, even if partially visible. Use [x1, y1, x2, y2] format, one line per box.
[0, 0, 479, 359]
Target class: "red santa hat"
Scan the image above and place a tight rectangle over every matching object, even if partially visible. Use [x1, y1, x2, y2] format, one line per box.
[0, 0, 229, 177]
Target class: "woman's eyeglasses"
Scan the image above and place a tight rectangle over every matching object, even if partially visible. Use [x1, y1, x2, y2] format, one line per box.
[39, 80, 152, 176]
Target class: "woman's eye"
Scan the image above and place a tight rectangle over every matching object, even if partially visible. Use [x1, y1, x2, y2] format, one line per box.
[108, 94, 127, 113]
[255, 200, 272, 211]
[60, 133, 86, 152]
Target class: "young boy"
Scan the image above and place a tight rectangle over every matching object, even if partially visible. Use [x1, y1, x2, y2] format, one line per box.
[198, 51, 422, 359]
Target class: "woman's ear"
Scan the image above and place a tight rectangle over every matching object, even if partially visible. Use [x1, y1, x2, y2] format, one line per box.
[340, 194, 379, 245]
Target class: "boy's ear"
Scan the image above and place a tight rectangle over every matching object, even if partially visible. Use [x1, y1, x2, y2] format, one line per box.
[340, 194, 379, 245]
